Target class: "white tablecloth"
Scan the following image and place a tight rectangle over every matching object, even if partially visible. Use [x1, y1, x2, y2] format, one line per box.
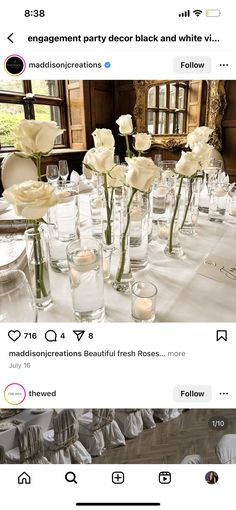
[2, 193, 235, 322]
[38, 193, 236, 322]
[0, 409, 53, 451]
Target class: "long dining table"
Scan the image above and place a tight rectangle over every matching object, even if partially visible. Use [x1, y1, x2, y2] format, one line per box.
[39, 192, 236, 323]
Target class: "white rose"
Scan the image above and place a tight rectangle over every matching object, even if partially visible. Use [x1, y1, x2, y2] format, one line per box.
[176, 152, 199, 178]
[14, 120, 64, 155]
[134, 133, 152, 152]
[82, 148, 96, 179]
[125, 157, 160, 192]
[3, 180, 57, 219]
[116, 114, 133, 135]
[87, 147, 115, 174]
[187, 126, 213, 149]
[191, 142, 212, 168]
[92, 128, 115, 149]
[107, 165, 125, 188]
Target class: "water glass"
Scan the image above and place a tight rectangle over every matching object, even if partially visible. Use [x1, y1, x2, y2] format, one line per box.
[48, 182, 80, 272]
[67, 238, 105, 322]
[59, 160, 69, 183]
[131, 281, 157, 322]
[0, 269, 37, 322]
[209, 185, 228, 222]
[46, 165, 59, 185]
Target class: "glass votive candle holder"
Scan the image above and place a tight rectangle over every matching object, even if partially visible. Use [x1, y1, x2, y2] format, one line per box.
[67, 238, 105, 322]
[157, 219, 170, 240]
[131, 281, 157, 322]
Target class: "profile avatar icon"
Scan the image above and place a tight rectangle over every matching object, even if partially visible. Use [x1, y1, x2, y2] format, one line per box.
[4, 55, 26, 76]
[205, 471, 219, 484]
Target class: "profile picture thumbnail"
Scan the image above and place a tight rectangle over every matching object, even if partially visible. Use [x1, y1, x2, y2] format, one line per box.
[4, 55, 26, 76]
[205, 471, 219, 484]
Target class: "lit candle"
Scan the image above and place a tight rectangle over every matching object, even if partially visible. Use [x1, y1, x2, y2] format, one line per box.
[162, 169, 173, 178]
[205, 167, 217, 175]
[73, 250, 97, 271]
[134, 297, 153, 321]
[92, 197, 102, 208]
[192, 214, 198, 225]
[213, 188, 227, 197]
[158, 225, 169, 239]
[156, 186, 168, 197]
[130, 206, 143, 221]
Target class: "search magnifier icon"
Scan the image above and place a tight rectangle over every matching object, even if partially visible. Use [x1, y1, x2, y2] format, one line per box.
[65, 471, 77, 484]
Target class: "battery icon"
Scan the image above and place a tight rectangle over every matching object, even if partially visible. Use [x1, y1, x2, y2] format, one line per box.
[205, 9, 221, 16]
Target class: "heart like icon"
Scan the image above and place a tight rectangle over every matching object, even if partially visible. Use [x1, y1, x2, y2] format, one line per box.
[8, 330, 21, 342]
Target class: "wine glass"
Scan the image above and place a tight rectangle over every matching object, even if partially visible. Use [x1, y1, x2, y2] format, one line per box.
[114, 155, 120, 165]
[0, 269, 37, 322]
[46, 165, 59, 185]
[154, 154, 162, 166]
[59, 160, 69, 184]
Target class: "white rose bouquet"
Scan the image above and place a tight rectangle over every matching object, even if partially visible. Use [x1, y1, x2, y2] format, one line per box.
[115, 157, 159, 284]
[4, 180, 58, 302]
[13, 119, 64, 180]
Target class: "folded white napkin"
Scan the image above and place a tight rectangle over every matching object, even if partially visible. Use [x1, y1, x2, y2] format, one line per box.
[70, 171, 93, 193]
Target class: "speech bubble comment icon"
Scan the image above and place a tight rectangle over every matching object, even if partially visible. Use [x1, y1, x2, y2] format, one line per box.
[4, 383, 26, 405]
[45, 330, 57, 342]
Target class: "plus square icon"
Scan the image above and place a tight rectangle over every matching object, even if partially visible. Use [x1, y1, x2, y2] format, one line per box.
[112, 472, 125, 484]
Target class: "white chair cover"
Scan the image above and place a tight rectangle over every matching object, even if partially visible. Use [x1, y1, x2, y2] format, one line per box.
[216, 435, 236, 464]
[153, 409, 182, 422]
[115, 409, 143, 439]
[92, 409, 125, 448]
[141, 409, 156, 429]
[44, 409, 91, 464]
[78, 412, 105, 456]
[6, 425, 49, 464]
[181, 455, 203, 464]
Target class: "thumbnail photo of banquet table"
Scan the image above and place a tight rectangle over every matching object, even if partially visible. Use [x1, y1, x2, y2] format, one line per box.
[0, 408, 236, 464]
[0, 79, 236, 322]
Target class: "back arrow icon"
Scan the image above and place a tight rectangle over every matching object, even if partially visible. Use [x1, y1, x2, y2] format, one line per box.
[7, 33, 14, 43]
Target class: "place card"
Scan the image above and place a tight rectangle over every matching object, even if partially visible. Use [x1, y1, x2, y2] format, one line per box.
[198, 254, 236, 287]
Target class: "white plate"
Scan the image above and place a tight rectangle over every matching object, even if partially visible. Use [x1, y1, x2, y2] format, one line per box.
[1, 153, 38, 189]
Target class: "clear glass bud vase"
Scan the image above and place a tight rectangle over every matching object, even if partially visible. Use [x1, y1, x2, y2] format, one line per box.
[129, 192, 149, 269]
[179, 178, 199, 236]
[112, 195, 134, 294]
[25, 225, 52, 309]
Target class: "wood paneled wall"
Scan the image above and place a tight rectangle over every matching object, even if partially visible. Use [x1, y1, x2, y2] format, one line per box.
[222, 81, 236, 181]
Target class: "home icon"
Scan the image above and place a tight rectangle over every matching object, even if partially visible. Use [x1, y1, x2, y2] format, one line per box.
[18, 472, 31, 485]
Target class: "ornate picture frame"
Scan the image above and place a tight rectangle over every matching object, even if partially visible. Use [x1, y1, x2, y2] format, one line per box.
[133, 80, 227, 151]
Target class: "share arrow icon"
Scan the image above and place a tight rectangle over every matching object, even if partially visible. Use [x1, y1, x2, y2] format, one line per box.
[73, 330, 85, 341]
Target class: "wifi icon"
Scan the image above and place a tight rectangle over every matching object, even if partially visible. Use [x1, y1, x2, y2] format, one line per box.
[193, 9, 203, 16]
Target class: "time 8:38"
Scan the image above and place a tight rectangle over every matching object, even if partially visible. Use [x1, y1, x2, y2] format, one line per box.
[24, 10, 45, 17]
